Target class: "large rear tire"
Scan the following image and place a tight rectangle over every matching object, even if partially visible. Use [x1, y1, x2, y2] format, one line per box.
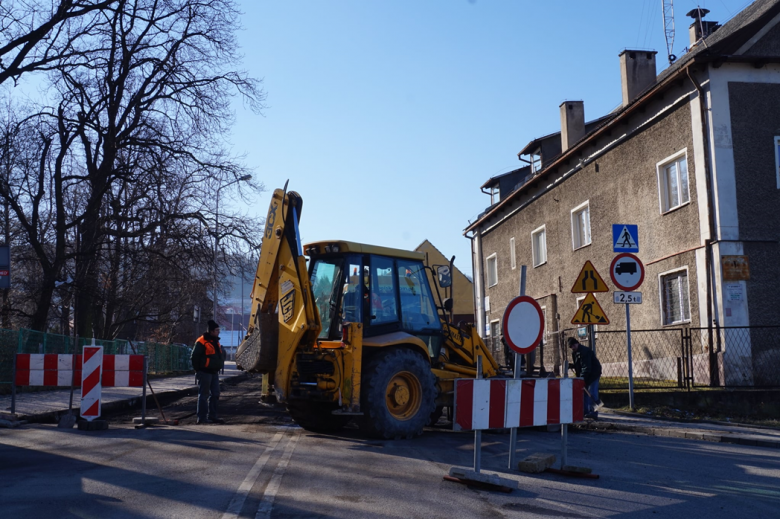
[359, 348, 436, 439]
[287, 401, 351, 433]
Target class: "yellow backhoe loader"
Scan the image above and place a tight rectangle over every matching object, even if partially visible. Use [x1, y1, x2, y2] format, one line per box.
[236, 186, 501, 439]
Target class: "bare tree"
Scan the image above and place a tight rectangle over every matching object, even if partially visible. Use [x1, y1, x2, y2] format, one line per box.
[0, 0, 118, 85]
[0, 0, 265, 336]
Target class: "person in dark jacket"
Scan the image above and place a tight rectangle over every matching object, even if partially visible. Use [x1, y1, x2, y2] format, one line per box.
[191, 320, 226, 424]
[568, 337, 602, 419]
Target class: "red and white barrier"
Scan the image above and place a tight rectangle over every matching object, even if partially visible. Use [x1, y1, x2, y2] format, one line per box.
[80, 345, 103, 421]
[15, 353, 145, 388]
[454, 378, 585, 431]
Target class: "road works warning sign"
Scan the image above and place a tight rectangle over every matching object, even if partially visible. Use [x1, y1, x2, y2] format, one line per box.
[571, 261, 609, 294]
[571, 293, 609, 325]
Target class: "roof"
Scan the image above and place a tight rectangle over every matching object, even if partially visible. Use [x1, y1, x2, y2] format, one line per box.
[479, 167, 526, 190]
[304, 240, 425, 261]
[466, 0, 780, 235]
[414, 239, 473, 284]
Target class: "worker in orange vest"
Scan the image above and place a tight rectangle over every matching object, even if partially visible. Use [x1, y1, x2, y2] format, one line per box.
[191, 320, 226, 424]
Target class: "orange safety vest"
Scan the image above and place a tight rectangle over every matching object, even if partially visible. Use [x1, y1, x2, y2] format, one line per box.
[196, 335, 222, 369]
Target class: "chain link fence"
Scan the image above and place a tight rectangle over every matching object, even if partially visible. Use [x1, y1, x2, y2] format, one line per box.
[1, 329, 193, 393]
[485, 325, 780, 390]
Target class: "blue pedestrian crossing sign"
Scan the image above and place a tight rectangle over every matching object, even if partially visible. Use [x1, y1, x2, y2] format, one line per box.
[613, 224, 639, 253]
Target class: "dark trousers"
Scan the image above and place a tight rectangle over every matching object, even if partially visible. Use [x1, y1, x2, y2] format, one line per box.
[196, 371, 220, 421]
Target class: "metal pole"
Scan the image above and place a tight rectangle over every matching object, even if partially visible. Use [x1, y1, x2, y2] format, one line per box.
[474, 354, 483, 474]
[10, 350, 16, 415]
[141, 356, 148, 421]
[561, 337, 569, 469]
[508, 265, 526, 470]
[213, 190, 220, 322]
[626, 303, 635, 410]
[67, 353, 75, 415]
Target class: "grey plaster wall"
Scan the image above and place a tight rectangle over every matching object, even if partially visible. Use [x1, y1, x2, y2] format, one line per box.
[479, 102, 702, 337]
[728, 81, 780, 325]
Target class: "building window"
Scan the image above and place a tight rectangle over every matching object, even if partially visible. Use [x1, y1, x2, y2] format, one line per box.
[486, 253, 497, 287]
[531, 225, 547, 267]
[660, 268, 691, 325]
[775, 136, 780, 189]
[657, 151, 690, 213]
[571, 202, 591, 250]
[510, 237, 516, 270]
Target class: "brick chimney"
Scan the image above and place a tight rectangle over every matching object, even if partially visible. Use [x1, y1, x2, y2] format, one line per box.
[619, 50, 657, 107]
[560, 101, 585, 152]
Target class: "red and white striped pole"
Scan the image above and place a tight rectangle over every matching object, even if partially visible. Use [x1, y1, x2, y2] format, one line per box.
[80, 342, 103, 421]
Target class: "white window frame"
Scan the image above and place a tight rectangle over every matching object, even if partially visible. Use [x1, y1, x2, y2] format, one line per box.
[658, 266, 692, 326]
[570, 201, 591, 250]
[656, 149, 690, 214]
[775, 136, 780, 189]
[510, 237, 516, 270]
[486, 253, 498, 288]
[531, 225, 547, 267]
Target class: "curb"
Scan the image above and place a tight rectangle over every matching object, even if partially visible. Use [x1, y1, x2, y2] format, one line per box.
[17, 372, 248, 424]
[575, 418, 780, 449]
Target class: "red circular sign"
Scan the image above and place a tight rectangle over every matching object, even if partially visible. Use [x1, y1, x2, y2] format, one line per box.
[501, 295, 545, 355]
[610, 253, 645, 291]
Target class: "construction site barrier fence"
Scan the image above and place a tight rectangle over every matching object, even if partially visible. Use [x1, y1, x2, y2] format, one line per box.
[0, 329, 192, 393]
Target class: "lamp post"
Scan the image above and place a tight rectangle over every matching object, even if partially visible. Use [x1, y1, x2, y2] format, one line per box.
[213, 174, 251, 322]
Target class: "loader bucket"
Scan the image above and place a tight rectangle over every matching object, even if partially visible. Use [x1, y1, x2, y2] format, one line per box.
[236, 312, 279, 373]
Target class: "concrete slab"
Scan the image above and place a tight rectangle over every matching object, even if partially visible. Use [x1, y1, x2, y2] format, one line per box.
[78, 420, 109, 431]
[517, 453, 556, 474]
[448, 467, 519, 490]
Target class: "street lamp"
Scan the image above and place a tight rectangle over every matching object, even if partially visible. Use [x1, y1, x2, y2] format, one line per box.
[213, 174, 252, 322]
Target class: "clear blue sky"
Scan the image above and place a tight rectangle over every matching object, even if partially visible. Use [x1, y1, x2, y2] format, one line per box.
[230, 0, 753, 277]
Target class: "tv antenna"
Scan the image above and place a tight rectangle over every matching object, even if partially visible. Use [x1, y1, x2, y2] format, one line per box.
[662, 0, 676, 64]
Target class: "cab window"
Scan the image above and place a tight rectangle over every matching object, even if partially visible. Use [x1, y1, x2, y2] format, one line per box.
[341, 258, 363, 326]
[369, 256, 399, 324]
[396, 260, 440, 333]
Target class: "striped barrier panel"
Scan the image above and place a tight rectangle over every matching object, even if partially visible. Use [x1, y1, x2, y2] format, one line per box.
[14, 353, 145, 387]
[454, 378, 585, 431]
[80, 345, 103, 420]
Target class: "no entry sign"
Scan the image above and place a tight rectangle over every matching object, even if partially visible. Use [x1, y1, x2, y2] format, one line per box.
[502, 295, 544, 355]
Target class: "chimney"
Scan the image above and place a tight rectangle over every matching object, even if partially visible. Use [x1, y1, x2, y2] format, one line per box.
[619, 50, 657, 107]
[560, 100, 585, 152]
[687, 8, 719, 46]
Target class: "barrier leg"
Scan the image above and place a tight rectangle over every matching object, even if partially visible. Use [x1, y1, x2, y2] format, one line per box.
[10, 352, 16, 415]
[142, 356, 148, 422]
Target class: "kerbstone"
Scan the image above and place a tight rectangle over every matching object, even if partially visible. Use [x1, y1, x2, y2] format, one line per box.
[448, 467, 518, 489]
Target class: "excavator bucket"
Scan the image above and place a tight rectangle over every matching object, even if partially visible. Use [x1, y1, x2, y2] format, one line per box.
[236, 312, 278, 373]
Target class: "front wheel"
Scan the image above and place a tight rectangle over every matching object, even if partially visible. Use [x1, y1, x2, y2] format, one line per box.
[359, 348, 436, 439]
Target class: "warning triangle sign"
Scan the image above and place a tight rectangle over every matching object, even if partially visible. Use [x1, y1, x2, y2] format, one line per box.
[571, 261, 609, 294]
[571, 293, 610, 325]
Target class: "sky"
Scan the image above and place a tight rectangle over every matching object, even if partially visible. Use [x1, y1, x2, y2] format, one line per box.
[229, 0, 755, 278]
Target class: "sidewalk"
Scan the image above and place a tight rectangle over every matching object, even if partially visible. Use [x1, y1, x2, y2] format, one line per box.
[1, 362, 246, 422]
[576, 408, 780, 449]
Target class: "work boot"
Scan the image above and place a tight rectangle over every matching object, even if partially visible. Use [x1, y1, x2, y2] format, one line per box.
[584, 412, 598, 420]
[209, 417, 226, 424]
[196, 418, 213, 425]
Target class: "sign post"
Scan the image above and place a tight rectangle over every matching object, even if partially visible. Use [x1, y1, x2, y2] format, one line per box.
[503, 266, 545, 470]
[610, 252, 645, 410]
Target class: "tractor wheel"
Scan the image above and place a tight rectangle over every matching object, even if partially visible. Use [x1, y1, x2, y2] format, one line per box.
[359, 348, 436, 439]
[287, 400, 351, 433]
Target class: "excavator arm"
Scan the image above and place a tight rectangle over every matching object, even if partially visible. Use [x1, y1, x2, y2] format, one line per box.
[236, 187, 321, 401]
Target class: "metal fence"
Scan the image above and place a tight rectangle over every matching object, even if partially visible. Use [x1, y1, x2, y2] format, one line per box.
[0, 329, 193, 392]
[490, 325, 780, 390]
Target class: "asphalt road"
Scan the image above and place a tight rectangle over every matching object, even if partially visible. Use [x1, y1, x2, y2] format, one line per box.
[1, 377, 779, 518]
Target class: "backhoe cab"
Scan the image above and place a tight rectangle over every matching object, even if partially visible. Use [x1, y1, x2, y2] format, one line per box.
[237, 187, 499, 439]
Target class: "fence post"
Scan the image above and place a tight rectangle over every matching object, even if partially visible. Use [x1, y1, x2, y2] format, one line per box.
[710, 321, 721, 387]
